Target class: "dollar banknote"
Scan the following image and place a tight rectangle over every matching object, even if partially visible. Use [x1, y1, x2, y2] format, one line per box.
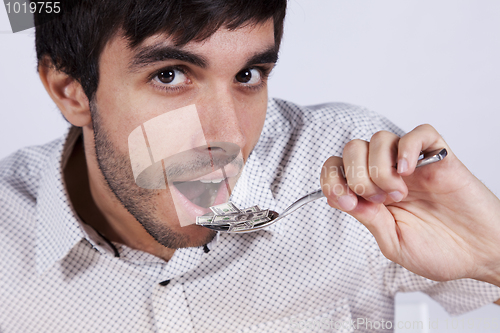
[197, 201, 273, 232]
[195, 215, 215, 224]
[210, 201, 241, 215]
[227, 216, 271, 232]
[212, 209, 269, 224]
[241, 205, 261, 213]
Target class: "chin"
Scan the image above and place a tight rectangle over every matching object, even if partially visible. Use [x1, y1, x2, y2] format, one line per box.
[141, 212, 218, 250]
[172, 223, 218, 248]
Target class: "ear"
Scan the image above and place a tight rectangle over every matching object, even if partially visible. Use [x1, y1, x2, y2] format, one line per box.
[38, 58, 92, 127]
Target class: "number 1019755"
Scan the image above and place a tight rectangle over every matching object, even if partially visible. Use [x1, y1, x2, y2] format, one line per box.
[5, 2, 61, 14]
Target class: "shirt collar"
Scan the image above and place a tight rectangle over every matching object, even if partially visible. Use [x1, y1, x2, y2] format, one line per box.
[35, 126, 89, 275]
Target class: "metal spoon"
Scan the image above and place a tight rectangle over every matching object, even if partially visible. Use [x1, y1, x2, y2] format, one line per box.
[201, 148, 447, 233]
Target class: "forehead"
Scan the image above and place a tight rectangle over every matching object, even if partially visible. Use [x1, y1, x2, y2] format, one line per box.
[102, 19, 276, 68]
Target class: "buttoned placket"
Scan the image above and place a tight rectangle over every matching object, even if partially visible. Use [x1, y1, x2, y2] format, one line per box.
[152, 280, 195, 332]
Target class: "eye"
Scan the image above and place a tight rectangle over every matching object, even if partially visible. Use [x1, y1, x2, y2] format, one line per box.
[235, 68, 262, 85]
[154, 67, 188, 86]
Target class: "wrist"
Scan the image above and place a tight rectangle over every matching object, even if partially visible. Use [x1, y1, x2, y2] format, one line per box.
[476, 265, 500, 288]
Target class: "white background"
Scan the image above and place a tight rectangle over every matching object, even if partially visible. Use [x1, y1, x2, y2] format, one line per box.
[1, 1, 499, 331]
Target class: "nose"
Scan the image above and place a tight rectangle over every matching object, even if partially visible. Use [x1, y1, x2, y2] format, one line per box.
[196, 84, 247, 150]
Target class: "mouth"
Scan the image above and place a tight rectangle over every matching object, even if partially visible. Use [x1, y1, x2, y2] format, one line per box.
[169, 177, 230, 225]
[173, 178, 227, 208]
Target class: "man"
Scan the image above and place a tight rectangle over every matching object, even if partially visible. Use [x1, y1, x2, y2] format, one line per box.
[1, 0, 499, 332]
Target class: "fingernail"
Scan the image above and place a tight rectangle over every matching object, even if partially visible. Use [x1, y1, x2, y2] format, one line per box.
[397, 158, 408, 174]
[368, 193, 386, 204]
[338, 195, 356, 211]
[389, 191, 404, 202]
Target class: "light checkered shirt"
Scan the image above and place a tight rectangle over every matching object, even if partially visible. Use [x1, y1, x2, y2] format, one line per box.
[1, 99, 499, 332]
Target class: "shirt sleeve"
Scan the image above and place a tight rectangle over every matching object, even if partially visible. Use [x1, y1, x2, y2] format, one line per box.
[384, 262, 500, 316]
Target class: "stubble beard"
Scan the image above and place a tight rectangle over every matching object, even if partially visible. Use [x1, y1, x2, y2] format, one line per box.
[90, 102, 217, 249]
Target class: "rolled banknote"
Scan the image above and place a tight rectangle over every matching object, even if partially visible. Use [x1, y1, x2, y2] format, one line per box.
[210, 202, 241, 215]
[212, 210, 269, 224]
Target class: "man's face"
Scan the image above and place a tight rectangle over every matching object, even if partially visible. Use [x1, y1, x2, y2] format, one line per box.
[89, 20, 276, 248]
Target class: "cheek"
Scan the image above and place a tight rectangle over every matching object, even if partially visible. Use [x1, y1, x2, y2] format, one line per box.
[93, 86, 140, 153]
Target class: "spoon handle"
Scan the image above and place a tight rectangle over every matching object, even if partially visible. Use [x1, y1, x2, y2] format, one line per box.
[277, 189, 325, 221]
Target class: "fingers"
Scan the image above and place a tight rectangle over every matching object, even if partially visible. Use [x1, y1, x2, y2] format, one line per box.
[320, 156, 358, 211]
[320, 124, 451, 263]
[397, 124, 449, 176]
[320, 131, 408, 210]
[368, 131, 408, 203]
[322, 125, 449, 209]
[320, 151, 400, 259]
[342, 139, 387, 203]
[341, 132, 408, 204]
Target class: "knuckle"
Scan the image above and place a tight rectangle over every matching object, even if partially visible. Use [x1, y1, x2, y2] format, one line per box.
[343, 139, 367, 157]
[321, 159, 345, 183]
[415, 123, 436, 133]
[371, 130, 396, 142]
[322, 156, 342, 168]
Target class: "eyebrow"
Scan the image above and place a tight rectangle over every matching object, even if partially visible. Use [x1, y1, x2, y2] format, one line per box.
[244, 47, 279, 68]
[129, 45, 208, 71]
[128, 44, 278, 72]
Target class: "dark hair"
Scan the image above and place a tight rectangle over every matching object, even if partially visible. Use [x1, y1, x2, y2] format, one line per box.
[34, 0, 287, 100]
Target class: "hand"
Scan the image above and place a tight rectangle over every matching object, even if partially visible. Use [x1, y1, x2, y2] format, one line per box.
[320, 124, 500, 286]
